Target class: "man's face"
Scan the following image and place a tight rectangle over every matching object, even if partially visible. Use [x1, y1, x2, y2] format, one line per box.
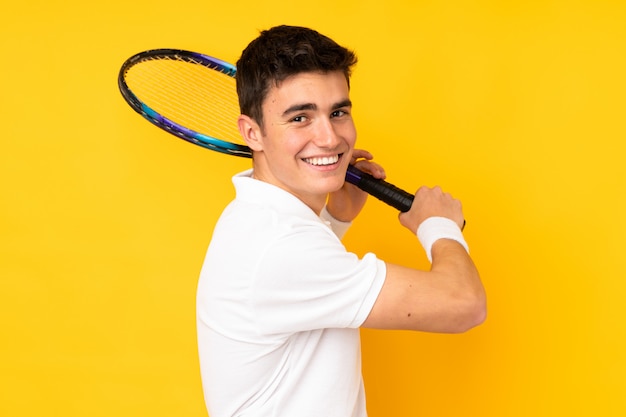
[250, 70, 357, 210]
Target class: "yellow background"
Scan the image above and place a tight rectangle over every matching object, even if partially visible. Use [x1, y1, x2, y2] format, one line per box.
[2, 1, 625, 416]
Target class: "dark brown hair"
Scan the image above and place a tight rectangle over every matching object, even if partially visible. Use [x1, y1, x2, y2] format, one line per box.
[236, 25, 358, 128]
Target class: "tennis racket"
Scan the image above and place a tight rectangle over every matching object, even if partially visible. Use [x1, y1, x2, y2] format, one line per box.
[118, 48, 415, 212]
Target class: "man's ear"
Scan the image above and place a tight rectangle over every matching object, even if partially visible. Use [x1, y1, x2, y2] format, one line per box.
[238, 114, 264, 152]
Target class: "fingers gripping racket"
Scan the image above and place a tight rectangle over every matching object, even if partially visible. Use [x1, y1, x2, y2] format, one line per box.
[118, 49, 415, 212]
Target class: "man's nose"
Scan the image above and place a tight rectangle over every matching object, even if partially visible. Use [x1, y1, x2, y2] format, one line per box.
[314, 118, 341, 148]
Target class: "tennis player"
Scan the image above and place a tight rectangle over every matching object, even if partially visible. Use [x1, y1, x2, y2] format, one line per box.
[196, 25, 486, 417]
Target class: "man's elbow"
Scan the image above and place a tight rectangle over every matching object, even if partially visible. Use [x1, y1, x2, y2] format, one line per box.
[452, 293, 487, 333]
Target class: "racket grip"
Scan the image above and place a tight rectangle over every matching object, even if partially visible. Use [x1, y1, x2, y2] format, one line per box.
[345, 165, 414, 212]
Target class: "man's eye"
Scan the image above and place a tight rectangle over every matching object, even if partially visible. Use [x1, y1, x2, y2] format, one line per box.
[292, 115, 307, 123]
[331, 110, 348, 118]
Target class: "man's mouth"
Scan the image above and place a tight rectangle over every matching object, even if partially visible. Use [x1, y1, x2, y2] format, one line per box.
[302, 154, 341, 166]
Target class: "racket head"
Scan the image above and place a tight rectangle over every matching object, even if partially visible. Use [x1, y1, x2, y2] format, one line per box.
[118, 49, 252, 158]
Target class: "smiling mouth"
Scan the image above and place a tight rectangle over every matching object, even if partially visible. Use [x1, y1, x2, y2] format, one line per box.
[303, 154, 341, 166]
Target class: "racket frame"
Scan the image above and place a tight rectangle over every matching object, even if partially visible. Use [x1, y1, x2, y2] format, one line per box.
[118, 48, 252, 157]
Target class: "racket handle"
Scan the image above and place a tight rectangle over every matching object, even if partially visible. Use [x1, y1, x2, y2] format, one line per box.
[345, 165, 414, 212]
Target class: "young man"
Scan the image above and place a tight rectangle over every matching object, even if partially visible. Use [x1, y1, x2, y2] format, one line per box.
[196, 25, 486, 417]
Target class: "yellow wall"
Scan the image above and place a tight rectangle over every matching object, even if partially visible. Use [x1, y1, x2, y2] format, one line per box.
[2, 1, 625, 416]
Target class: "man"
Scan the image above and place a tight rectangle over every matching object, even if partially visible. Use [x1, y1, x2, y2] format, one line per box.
[196, 25, 486, 417]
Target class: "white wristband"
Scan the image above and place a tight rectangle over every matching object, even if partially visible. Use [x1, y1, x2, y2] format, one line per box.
[417, 217, 469, 263]
[320, 206, 352, 239]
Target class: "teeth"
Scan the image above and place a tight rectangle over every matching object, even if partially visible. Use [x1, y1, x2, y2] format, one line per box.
[304, 155, 339, 166]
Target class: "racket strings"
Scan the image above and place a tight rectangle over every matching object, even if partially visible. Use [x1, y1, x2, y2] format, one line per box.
[124, 56, 242, 144]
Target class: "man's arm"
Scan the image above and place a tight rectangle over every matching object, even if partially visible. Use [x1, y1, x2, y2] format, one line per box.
[362, 240, 485, 333]
[363, 184, 486, 333]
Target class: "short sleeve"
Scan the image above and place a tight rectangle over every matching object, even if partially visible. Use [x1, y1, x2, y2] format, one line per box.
[249, 223, 386, 335]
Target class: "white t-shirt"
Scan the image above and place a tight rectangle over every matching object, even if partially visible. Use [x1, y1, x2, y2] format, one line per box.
[197, 170, 386, 417]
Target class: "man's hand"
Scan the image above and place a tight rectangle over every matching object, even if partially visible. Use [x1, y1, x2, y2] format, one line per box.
[326, 149, 385, 222]
[398, 185, 465, 235]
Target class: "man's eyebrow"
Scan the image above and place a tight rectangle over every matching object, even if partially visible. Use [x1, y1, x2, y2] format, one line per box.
[282, 103, 317, 117]
[334, 99, 353, 109]
[281, 99, 352, 118]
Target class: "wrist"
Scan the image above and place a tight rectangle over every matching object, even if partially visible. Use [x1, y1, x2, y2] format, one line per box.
[324, 202, 355, 223]
[417, 217, 469, 262]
